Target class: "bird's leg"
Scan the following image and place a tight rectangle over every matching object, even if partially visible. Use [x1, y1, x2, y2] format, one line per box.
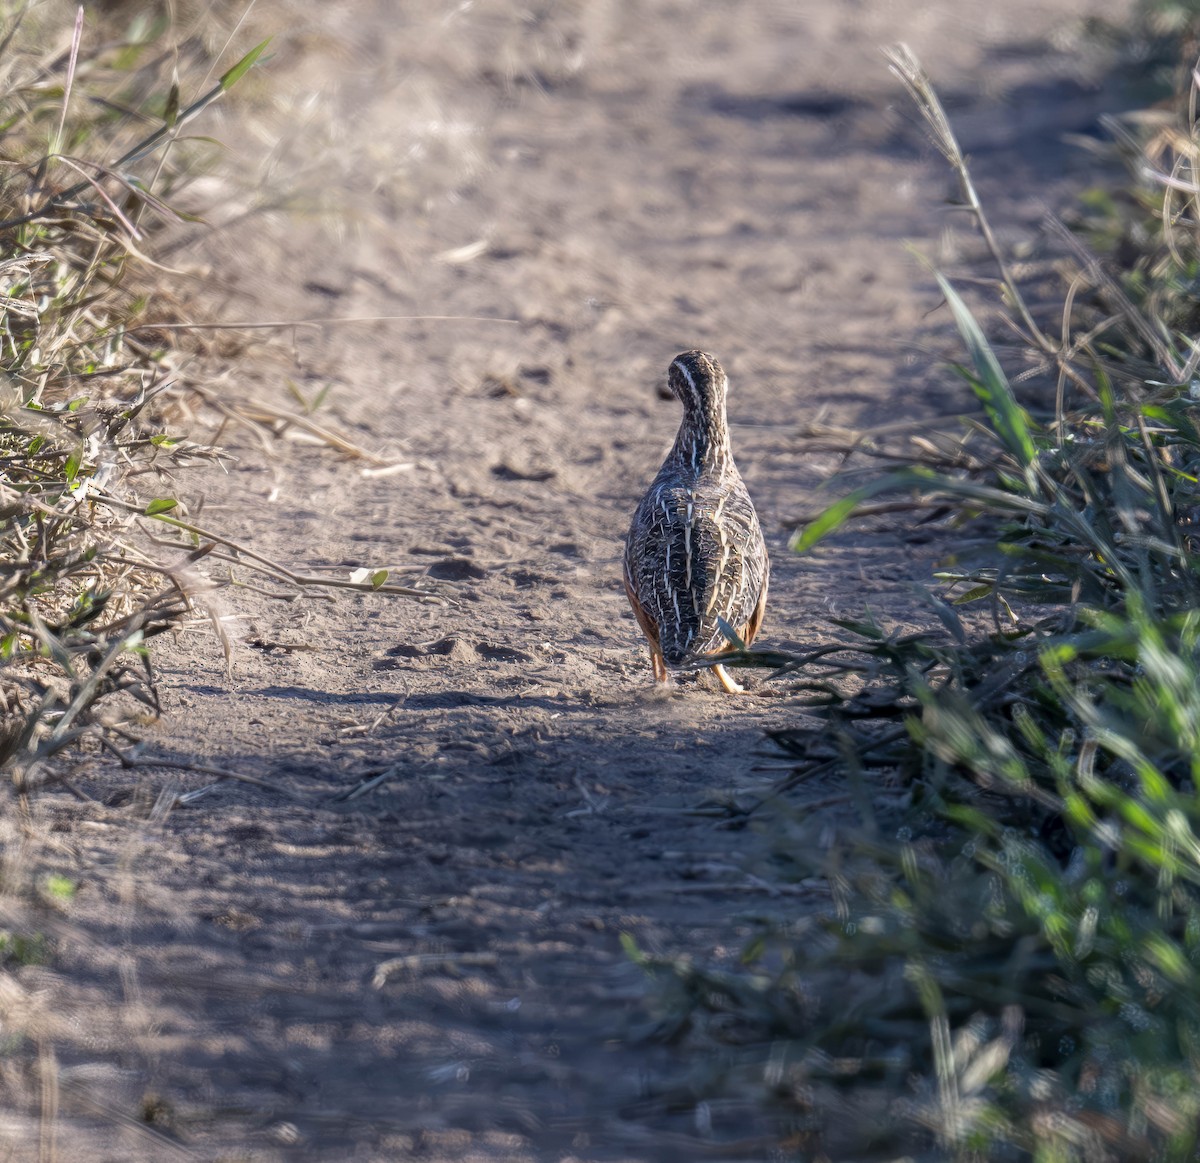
[713, 663, 744, 694]
[651, 648, 670, 684]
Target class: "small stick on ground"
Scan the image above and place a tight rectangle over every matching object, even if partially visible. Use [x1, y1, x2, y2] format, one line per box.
[100, 743, 316, 803]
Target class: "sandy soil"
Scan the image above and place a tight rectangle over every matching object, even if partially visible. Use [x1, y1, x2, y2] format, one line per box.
[1, 1, 1137, 1158]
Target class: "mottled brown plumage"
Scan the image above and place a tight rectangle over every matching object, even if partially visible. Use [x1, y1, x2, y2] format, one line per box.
[623, 350, 769, 692]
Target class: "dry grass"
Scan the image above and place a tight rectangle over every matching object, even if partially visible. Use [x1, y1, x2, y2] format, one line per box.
[0, 5, 447, 803]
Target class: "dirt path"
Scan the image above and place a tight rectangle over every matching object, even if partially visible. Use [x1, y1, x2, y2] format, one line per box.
[4, 2, 1134, 1158]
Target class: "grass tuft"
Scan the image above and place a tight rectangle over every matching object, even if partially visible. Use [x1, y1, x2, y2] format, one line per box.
[0, 8, 257, 794]
[0, 9, 442, 798]
[663, 24, 1200, 1163]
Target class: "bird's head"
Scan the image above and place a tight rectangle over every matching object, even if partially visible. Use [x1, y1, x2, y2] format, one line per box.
[666, 350, 728, 418]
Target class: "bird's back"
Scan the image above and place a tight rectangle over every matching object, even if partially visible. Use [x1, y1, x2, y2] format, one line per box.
[625, 463, 767, 666]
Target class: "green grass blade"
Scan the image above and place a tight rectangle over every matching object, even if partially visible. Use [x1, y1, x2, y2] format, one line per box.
[220, 38, 271, 91]
[936, 272, 1038, 467]
[791, 468, 934, 553]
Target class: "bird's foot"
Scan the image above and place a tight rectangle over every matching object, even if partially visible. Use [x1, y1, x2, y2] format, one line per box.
[713, 663, 745, 694]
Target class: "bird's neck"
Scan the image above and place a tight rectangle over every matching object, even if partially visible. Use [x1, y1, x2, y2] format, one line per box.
[669, 404, 732, 475]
